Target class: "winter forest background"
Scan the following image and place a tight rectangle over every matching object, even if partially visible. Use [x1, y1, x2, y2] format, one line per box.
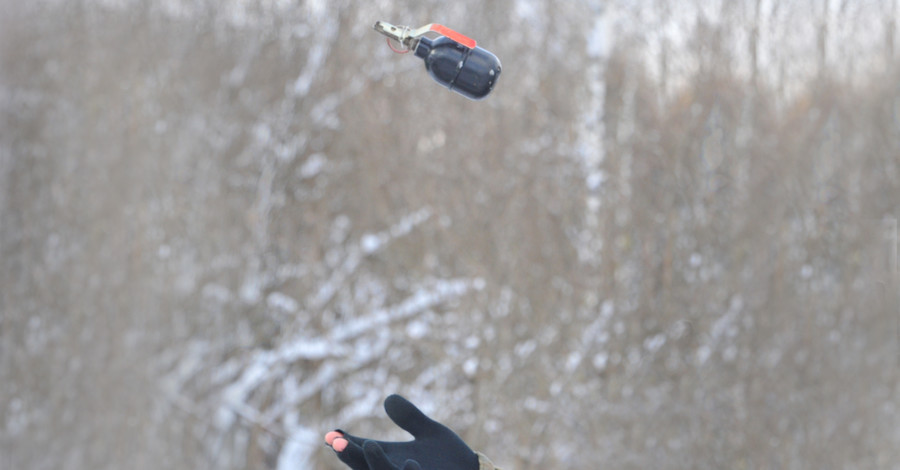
[2, 0, 900, 469]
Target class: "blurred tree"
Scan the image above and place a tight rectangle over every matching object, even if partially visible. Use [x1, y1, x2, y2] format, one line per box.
[2, 1, 899, 469]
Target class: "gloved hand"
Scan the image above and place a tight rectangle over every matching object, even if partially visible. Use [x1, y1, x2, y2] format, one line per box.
[324, 394, 480, 470]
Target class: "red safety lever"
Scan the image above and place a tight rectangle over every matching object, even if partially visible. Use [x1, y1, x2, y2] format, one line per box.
[429, 24, 476, 49]
[374, 21, 477, 51]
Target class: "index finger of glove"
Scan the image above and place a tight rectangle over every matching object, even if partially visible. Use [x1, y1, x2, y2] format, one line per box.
[383, 395, 441, 439]
[335, 430, 368, 448]
[400, 460, 422, 470]
[363, 440, 398, 470]
[337, 429, 411, 456]
[334, 438, 369, 470]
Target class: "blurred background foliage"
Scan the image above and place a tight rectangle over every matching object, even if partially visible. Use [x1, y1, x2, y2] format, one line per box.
[2, 0, 899, 469]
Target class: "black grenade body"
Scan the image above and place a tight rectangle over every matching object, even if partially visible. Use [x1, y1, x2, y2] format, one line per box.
[414, 36, 501, 100]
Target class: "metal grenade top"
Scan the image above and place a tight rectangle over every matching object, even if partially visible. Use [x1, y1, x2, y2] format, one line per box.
[374, 21, 502, 100]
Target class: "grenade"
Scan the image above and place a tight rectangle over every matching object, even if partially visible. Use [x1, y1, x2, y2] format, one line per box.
[374, 21, 502, 100]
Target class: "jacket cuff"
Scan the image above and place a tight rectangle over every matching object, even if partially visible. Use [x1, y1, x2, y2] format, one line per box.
[476, 451, 501, 470]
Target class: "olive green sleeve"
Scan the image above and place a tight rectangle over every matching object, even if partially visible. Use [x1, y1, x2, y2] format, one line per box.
[476, 451, 502, 470]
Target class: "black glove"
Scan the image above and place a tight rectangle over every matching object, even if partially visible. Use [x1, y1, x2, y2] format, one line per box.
[325, 394, 480, 470]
